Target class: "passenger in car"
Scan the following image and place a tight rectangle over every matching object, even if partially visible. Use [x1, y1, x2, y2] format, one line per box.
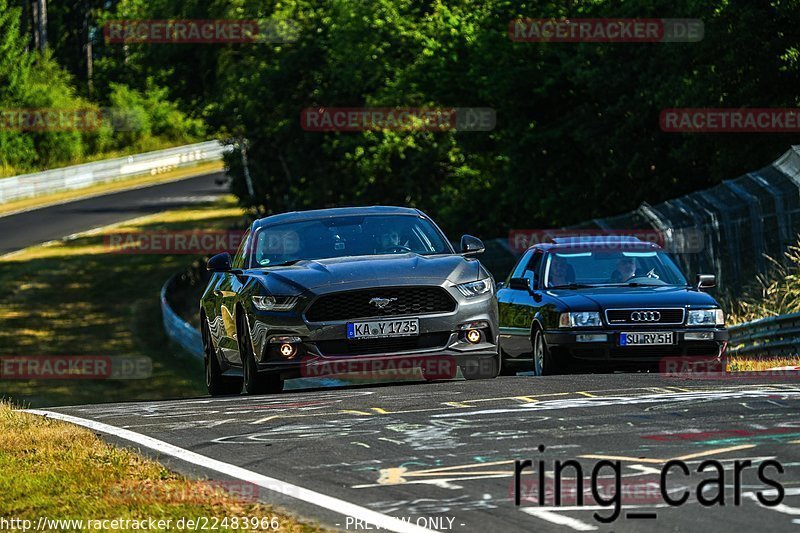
[609, 257, 637, 283]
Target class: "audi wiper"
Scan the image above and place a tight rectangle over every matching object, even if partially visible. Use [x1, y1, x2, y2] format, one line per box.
[547, 283, 599, 289]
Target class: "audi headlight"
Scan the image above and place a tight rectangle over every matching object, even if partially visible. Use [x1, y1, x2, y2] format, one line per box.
[252, 295, 298, 311]
[687, 308, 724, 326]
[559, 312, 602, 328]
[456, 278, 493, 298]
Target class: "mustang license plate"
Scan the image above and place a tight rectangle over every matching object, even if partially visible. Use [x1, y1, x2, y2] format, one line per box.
[347, 318, 419, 339]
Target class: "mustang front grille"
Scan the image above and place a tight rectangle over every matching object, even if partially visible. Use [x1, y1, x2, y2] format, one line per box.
[314, 332, 452, 356]
[305, 287, 456, 322]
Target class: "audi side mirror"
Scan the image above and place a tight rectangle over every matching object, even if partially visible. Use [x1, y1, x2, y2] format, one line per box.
[509, 277, 531, 292]
[207, 252, 233, 272]
[460, 234, 485, 255]
[697, 274, 716, 291]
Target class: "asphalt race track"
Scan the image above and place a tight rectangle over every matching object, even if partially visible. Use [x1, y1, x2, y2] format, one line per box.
[0, 171, 228, 255]
[7, 173, 800, 531]
[38, 374, 800, 532]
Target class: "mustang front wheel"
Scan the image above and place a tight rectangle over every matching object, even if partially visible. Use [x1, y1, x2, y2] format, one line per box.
[203, 321, 242, 396]
[239, 315, 283, 395]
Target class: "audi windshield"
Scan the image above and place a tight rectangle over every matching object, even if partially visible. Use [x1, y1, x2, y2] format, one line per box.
[544, 250, 689, 288]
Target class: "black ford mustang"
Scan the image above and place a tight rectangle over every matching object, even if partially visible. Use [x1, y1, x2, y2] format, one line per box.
[200, 206, 499, 395]
[497, 236, 728, 375]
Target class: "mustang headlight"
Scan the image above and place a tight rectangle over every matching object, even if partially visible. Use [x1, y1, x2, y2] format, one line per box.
[455, 278, 493, 298]
[559, 312, 602, 328]
[252, 295, 298, 311]
[687, 308, 724, 326]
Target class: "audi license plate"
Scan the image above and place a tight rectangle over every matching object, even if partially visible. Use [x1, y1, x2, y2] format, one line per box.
[347, 318, 419, 339]
[620, 332, 673, 346]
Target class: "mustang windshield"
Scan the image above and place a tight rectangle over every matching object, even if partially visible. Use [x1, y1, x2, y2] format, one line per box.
[544, 250, 688, 288]
[248, 214, 451, 267]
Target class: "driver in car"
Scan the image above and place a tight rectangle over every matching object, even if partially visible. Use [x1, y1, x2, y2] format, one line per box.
[548, 255, 574, 286]
[376, 229, 410, 253]
[609, 257, 636, 283]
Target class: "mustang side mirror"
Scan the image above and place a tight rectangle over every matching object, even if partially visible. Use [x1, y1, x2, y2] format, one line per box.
[207, 252, 233, 272]
[696, 274, 716, 291]
[509, 277, 532, 292]
[460, 234, 485, 255]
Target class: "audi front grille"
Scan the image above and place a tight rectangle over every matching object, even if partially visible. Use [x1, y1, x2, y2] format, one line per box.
[604, 308, 685, 326]
[304, 286, 457, 322]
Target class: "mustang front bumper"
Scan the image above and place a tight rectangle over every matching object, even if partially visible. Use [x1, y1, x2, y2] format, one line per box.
[246, 286, 499, 380]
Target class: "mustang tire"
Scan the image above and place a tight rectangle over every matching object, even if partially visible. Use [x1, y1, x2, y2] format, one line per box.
[239, 315, 283, 395]
[203, 321, 242, 396]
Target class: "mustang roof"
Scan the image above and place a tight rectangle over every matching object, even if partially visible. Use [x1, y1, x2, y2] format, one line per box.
[253, 206, 424, 228]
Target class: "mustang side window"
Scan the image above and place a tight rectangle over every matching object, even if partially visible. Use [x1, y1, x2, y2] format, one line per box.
[232, 229, 250, 269]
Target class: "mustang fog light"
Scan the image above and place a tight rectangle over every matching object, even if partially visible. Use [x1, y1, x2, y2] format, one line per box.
[279, 344, 296, 358]
[269, 336, 301, 359]
[576, 334, 608, 343]
[685, 331, 714, 341]
[466, 329, 482, 344]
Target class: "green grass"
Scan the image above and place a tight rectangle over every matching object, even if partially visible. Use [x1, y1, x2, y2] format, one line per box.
[0, 195, 246, 407]
[726, 242, 800, 324]
[727, 355, 800, 371]
[0, 402, 326, 532]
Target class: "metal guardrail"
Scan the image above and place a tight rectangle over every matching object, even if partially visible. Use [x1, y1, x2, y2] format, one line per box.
[0, 140, 230, 204]
[728, 312, 800, 356]
[160, 274, 204, 359]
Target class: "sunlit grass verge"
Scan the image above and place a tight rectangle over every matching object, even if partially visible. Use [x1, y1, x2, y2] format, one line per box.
[0, 160, 224, 217]
[0, 401, 326, 532]
[727, 355, 800, 371]
[726, 242, 800, 324]
[0, 195, 246, 407]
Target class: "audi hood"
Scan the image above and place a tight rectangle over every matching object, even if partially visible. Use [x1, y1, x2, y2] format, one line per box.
[546, 285, 720, 312]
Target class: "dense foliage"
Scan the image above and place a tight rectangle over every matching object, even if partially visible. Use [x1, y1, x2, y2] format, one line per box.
[9, 0, 800, 236]
[1, 0, 203, 176]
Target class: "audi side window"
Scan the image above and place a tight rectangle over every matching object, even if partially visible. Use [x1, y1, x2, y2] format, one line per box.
[523, 252, 543, 286]
[507, 249, 534, 284]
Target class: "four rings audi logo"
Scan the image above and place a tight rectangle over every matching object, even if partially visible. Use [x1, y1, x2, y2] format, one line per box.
[369, 297, 398, 309]
[630, 311, 661, 322]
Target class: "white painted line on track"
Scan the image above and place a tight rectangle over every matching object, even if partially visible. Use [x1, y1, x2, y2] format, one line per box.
[24, 409, 435, 533]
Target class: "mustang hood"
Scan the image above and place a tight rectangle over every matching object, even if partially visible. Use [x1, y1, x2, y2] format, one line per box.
[250, 254, 485, 292]
[547, 285, 719, 311]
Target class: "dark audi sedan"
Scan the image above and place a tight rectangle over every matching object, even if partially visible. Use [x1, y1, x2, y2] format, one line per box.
[200, 206, 499, 395]
[497, 236, 728, 375]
